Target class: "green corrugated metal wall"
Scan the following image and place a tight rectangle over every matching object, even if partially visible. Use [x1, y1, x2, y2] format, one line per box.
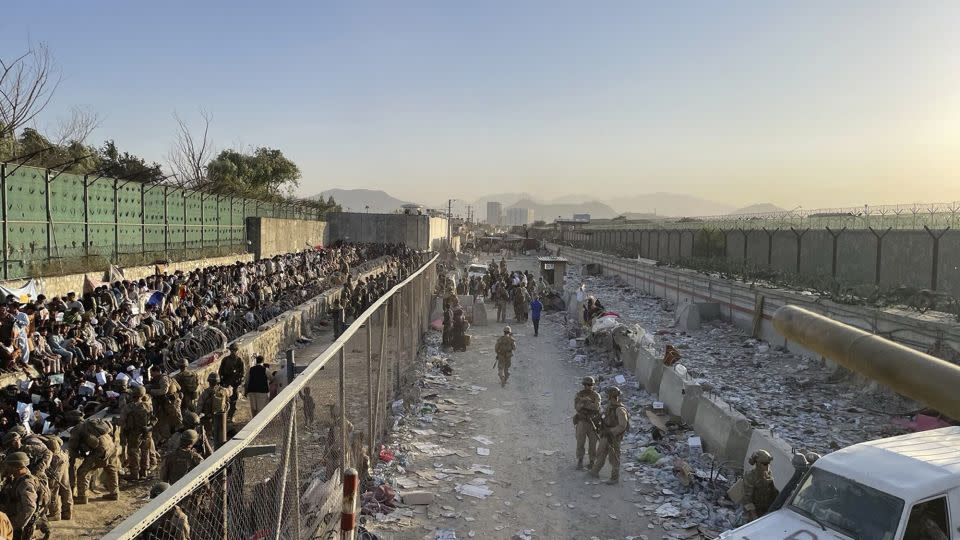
[0, 164, 321, 279]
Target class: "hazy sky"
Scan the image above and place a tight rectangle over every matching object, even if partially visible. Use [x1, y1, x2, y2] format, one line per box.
[2, 1, 959, 209]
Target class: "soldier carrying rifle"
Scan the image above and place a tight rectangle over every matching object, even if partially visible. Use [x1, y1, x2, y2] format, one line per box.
[588, 387, 630, 484]
[572, 376, 601, 470]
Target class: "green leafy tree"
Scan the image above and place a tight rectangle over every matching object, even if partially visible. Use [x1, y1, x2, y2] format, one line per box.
[6, 128, 100, 173]
[97, 140, 165, 183]
[206, 147, 300, 198]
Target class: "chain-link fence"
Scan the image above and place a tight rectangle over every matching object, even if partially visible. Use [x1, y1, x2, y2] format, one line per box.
[103, 253, 439, 540]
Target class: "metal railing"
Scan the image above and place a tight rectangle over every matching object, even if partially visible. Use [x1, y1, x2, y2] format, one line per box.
[103, 252, 439, 540]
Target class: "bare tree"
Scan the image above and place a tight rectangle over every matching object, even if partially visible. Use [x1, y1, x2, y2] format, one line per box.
[50, 105, 101, 146]
[166, 110, 214, 188]
[0, 42, 62, 141]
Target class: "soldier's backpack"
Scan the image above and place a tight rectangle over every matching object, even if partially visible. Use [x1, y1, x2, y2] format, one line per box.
[82, 418, 113, 438]
[495, 336, 513, 357]
[178, 370, 200, 394]
[208, 386, 230, 415]
[126, 403, 157, 433]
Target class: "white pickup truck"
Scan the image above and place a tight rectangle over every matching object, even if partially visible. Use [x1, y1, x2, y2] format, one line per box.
[721, 427, 960, 540]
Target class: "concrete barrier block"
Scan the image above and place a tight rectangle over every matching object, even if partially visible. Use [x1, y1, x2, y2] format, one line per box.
[744, 429, 796, 490]
[676, 302, 701, 331]
[613, 331, 641, 372]
[657, 366, 703, 425]
[692, 394, 753, 466]
[634, 346, 664, 393]
[472, 303, 489, 326]
[695, 302, 721, 321]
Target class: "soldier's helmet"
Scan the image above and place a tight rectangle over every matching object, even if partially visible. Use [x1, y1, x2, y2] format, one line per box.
[605, 386, 621, 398]
[115, 378, 128, 387]
[130, 386, 147, 397]
[181, 429, 199, 446]
[1, 432, 20, 446]
[183, 412, 200, 428]
[805, 452, 821, 464]
[3, 452, 28, 467]
[503, 326, 512, 334]
[208, 373, 220, 383]
[178, 358, 189, 368]
[229, 343, 239, 352]
[150, 482, 171, 499]
[791, 453, 809, 468]
[7, 425, 27, 437]
[750, 449, 773, 465]
[581, 376, 595, 386]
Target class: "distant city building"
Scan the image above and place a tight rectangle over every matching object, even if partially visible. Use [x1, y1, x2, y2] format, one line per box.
[487, 202, 503, 226]
[506, 207, 535, 226]
[572, 213, 591, 222]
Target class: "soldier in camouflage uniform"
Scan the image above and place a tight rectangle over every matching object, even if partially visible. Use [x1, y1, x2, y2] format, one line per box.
[174, 358, 201, 413]
[743, 449, 779, 521]
[159, 430, 203, 485]
[494, 326, 516, 387]
[217, 343, 245, 422]
[2, 432, 50, 488]
[148, 365, 183, 441]
[573, 376, 601, 470]
[198, 373, 232, 444]
[121, 386, 156, 481]
[1, 452, 42, 540]
[164, 412, 213, 458]
[147, 482, 190, 540]
[72, 421, 120, 504]
[40, 436, 71, 522]
[588, 387, 630, 484]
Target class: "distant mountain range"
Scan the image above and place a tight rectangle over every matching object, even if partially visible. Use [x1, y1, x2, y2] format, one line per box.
[313, 188, 784, 220]
[314, 189, 412, 214]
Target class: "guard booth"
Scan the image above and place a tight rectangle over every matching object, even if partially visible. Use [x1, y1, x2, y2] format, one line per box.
[538, 256, 568, 289]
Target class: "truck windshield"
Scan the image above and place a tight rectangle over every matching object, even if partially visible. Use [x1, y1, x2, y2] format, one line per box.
[788, 468, 904, 540]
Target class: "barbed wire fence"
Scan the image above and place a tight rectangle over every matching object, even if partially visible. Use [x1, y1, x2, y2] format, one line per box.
[103, 253, 439, 540]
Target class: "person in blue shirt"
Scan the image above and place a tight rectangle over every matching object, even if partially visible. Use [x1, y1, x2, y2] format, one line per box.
[530, 296, 543, 337]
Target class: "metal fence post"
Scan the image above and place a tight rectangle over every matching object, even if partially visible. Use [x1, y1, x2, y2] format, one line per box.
[113, 177, 120, 261]
[286, 349, 296, 385]
[273, 402, 296, 540]
[366, 317, 374, 463]
[1, 163, 7, 279]
[373, 303, 387, 445]
[395, 284, 402, 393]
[140, 183, 146, 256]
[45, 169, 53, 261]
[82, 174, 90, 261]
[163, 186, 169, 255]
[339, 347, 347, 472]
[291, 406, 302, 540]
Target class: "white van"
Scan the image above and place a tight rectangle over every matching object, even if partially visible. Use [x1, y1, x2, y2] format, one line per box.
[721, 427, 960, 540]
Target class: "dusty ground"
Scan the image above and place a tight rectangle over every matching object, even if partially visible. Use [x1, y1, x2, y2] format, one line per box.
[370, 256, 667, 540]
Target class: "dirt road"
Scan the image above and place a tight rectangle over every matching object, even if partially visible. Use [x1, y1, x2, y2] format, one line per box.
[371, 256, 664, 540]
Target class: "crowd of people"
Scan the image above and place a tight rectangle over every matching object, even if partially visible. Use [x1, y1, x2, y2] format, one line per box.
[0, 242, 425, 539]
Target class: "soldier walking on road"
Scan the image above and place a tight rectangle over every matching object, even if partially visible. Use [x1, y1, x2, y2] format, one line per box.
[573, 377, 601, 470]
[218, 343, 245, 422]
[589, 387, 630, 484]
[494, 326, 516, 387]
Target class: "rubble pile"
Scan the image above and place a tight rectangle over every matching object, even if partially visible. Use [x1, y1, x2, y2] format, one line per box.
[564, 267, 911, 457]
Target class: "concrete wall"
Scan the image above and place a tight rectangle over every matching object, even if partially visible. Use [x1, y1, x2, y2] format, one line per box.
[247, 217, 329, 260]
[0, 253, 255, 299]
[325, 212, 448, 250]
[572, 228, 960, 296]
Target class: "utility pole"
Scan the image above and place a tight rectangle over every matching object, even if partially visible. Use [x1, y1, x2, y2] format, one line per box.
[447, 199, 453, 247]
